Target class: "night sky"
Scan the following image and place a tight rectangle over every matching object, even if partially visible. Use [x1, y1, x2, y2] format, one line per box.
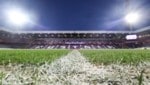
[0, 0, 150, 31]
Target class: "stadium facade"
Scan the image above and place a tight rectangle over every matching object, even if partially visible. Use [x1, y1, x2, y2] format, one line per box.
[0, 26, 150, 49]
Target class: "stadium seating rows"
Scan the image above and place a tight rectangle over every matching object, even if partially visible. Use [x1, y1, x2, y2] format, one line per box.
[0, 30, 149, 49]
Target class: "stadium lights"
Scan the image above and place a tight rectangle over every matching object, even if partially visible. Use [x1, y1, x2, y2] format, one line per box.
[124, 12, 140, 25]
[126, 34, 137, 40]
[5, 8, 30, 27]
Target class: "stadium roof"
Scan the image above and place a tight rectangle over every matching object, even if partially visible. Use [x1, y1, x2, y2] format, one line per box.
[12, 30, 132, 34]
[135, 26, 150, 33]
[1, 26, 150, 34]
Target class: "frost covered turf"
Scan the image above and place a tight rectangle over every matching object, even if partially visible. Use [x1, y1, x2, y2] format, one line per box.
[0, 50, 150, 85]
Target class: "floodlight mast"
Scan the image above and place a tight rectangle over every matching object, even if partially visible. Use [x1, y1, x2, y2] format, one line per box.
[125, 12, 140, 32]
[125, 0, 141, 32]
[125, 0, 133, 32]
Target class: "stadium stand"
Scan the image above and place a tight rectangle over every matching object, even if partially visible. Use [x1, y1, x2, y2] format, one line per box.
[0, 27, 149, 49]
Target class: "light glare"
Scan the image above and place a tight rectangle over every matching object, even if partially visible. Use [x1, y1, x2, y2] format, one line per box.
[125, 12, 140, 24]
[126, 35, 137, 40]
[6, 9, 29, 27]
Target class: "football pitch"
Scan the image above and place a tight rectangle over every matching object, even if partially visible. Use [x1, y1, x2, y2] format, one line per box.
[0, 49, 70, 65]
[0, 49, 149, 65]
[0, 49, 149, 85]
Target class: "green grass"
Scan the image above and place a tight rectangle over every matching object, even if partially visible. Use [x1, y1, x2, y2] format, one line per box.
[80, 49, 150, 65]
[0, 49, 70, 65]
[0, 49, 150, 65]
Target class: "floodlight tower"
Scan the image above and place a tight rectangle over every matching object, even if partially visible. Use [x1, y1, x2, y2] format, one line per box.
[124, 0, 140, 32]
[125, 0, 133, 32]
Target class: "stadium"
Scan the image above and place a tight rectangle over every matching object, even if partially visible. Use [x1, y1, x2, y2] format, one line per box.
[0, 0, 150, 85]
[0, 26, 150, 49]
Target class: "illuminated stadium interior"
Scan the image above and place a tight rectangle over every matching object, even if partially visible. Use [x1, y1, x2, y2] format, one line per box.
[0, 26, 150, 49]
[0, 0, 150, 49]
[0, 0, 150, 84]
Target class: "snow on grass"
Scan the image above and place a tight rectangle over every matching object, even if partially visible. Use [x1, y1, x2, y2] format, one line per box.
[0, 50, 150, 85]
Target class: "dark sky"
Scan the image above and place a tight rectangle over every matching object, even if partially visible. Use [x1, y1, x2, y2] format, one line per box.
[0, 0, 150, 31]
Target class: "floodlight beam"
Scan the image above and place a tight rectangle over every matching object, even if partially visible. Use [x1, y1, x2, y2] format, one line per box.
[5, 9, 30, 27]
[125, 12, 140, 25]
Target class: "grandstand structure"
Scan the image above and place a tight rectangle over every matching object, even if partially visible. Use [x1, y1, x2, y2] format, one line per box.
[0, 26, 150, 49]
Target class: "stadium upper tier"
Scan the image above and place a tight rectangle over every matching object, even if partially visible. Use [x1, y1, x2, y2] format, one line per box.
[0, 30, 128, 39]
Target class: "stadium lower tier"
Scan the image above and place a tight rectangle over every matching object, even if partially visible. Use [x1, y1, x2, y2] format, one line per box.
[0, 39, 144, 49]
[30, 44, 115, 49]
